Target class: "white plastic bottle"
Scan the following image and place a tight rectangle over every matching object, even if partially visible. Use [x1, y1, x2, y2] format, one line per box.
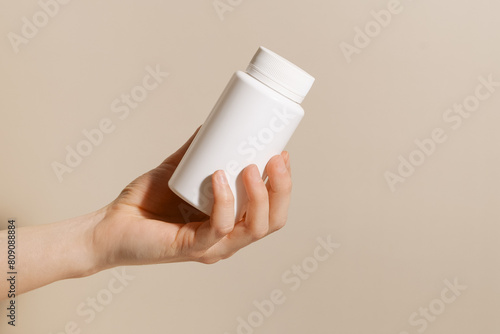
[168, 46, 315, 220]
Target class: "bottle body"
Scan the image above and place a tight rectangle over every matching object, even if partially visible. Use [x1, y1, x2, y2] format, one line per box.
[168, 70, 305, 219]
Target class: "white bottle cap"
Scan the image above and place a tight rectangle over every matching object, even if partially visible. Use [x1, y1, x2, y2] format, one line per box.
[246, 46, 315, 104]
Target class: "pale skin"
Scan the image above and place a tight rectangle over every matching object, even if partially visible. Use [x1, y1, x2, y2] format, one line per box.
[0, 129, 293, 299]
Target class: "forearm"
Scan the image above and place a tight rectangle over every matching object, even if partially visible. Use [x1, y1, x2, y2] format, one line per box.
[0, 209, 105, 299]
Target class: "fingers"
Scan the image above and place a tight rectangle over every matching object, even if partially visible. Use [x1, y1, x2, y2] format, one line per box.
[190, 153, 292, 264]
[209, 171, 236, 236]
[196, 164, 269, 263]
[189, 170, 235, 254]
[227, 164, 270, 243]
[241, 164, 270, 239]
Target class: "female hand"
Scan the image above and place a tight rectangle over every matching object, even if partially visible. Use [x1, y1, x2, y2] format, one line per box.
[91, 128, 293, 270]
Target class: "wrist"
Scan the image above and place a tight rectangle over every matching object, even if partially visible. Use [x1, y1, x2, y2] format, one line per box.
[74, 207, 109, 278]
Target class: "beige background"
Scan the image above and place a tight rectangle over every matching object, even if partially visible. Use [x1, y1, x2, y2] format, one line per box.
[1, 0, 499, 333]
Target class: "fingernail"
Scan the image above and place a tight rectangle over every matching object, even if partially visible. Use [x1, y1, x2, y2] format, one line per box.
[249, 165, 261, 183]
[276, 156, 287, 173]
[216, 170, 227, 185]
